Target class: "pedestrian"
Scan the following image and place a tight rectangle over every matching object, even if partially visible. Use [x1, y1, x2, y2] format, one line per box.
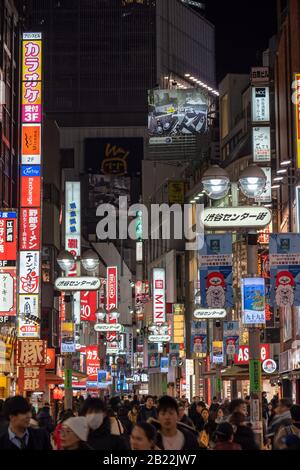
[266, 403, 276, 428]
[229, 412, 259, 450]
[117, 404, 133, 434]
[108, 397, 126, 435]
[213, 422, 242, 451]
[209, 397, 220, 414]
[198, 409, 217, 449]
[80, 397, 129, 450]
[128, 404, 139, 427]
[130, 423, 160, 451]
[262, 392, 269, 419]
[60, 417, 92, 450]
[0, 396, 52, 450]
[268, 398, 293, 448]
[191, 401, 206, 432]
[137, 395, 158, 424]
[228, 399, 248, 418]
[52, 409, 75, 450]
[188, 396, 200, 422]
[150, 396, 200, 451]
[131, 395, 140, 407]
[178, 401, 195, 428]
[273, 404, 300, 450]
[37, 403, 55, 435]
[215, 407, 225, 424]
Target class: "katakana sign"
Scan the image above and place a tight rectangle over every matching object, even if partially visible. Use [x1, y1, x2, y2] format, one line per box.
[94, 323, 124, 333]
[148, 334, 171, 343]
[20, 208, 41, 251]
[19, 251, 40, 294]
[203, 207, 272, 229]
[0, 268, 17, 316]
[16, 339, 47, 366]
[0, 211, 17, 264]
[193, 308, 227, 319]
[55, 277, 101, 291]
[65, 182, 81, 259]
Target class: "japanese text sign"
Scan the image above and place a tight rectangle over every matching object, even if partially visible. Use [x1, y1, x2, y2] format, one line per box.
[22, 35, 42, 123]
[241, 277, 266, 325]
[152, 268, 166, 324]
[86, 346, 100, 382]
[0, 268, 17, 316]
[20, 208, 41, 251]
[203, 207, 272, 229]
[16, 339, 47, 366]
[18, 366, 45, 392]
[65, 182, 81, 259]
[0, 212, 17, 264]
[19, 251, 40, 294]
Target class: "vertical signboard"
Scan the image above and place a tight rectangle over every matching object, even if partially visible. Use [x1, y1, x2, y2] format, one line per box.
[295, 74, 300, 170]
[191, 321, 207, 355]
[252, 87, 270, 122]
[152, 268, 166, 324]
[255, 168, 271, 203]
[65, 182, 81, 259]
[18, 33, 43, 338]
[241, 278, 266, 325]
[0, 211, 17, 320]
[106, 266, 118, 350]
[253, 127, 271, 162]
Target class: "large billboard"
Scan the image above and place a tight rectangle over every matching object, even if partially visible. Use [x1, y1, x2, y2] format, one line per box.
[148, 89, 209, 136]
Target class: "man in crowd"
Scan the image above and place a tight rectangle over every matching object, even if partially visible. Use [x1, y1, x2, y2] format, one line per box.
[137, 395, 157, 424]
[178, 401, 195, 428]
[0, 396, 52, 450]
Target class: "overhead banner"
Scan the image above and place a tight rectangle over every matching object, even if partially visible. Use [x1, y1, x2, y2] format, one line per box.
[65, 182, 81, 259]
[252, 87, 270, 122]
[269, 234, 300, 307]
[0, 211, 18, 265]
[223, 321, 240, 356]
[253, 127, 271, 162]
[148, 89, 209, 136]
[241, 278, 265, 325]
[199, 234, 233, 309]
[152, 268, 166, 324]
[191, 321, 207, 355]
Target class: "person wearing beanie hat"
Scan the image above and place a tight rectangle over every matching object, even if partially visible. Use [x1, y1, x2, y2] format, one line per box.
[61, 417, 92, 450]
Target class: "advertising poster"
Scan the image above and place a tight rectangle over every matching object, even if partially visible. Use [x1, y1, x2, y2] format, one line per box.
[269, 234, 300, 307]
[148, 89, 209, 136]
[223, 322, 240, 356]
[199, 234, 233, 309]
[191, 321, 207, 354]
[18, 294, 40, 338]
[80, 291, 97, 322]
[160, 357, 169, 373]
[241, 278, 265, 325]
[61, 322, 75, 354]
[212, 341, 224, 364]
[255, 167, 271, 203]
[253, 127, 271, 162]
[86, 346, 100, 382]
[148, 352, 159, 368]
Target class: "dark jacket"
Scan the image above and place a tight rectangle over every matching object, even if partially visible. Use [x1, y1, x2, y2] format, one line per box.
[149, 418, 201, 451]
[137, 405, 157, 424]
[87, 416, 129, 451]
[214, 441, 242, 451]
[180, 414, 195, 428]
[0, 427, 52, 450]
[192, 413, 204, 432]
[234, 425, 260, 451]
[37, 408, 55, 434]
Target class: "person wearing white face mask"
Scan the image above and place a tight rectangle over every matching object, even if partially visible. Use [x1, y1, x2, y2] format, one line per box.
[80, 398, 129, 450]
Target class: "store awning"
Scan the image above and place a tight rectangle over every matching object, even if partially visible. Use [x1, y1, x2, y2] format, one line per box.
[45, 373, 64, 385]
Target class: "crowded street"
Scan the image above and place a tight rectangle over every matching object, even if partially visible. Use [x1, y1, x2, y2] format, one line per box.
[0, 0, 300, 461]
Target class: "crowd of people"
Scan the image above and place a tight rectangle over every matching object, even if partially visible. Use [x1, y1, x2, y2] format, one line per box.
[0, 393, 300, 451]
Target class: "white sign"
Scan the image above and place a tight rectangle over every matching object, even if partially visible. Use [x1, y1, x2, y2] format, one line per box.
[149, 137, 173, 145]
[55, 277, 101, 291]
[255, 167, 271, 203]
[148, 334, 171, 343]
[23, 32, 42, 40]
[203, 207, 272, 229]
[106, 347, 119, 354]
[94, 323, 123, 333]
[152, 268, 166, 324]
[136, 241, 143, 262]
[65, 182, 81, 259]
[193, 308, 227, 319]
[19, 251, 40, 294]
[18, 295, 40, 338]
[251, 67, 269, 84]
[253, 127, 271, 162]
[0, 272, 14, 313]
[252, 87, 270, 122]
[262, 359, 277, 374]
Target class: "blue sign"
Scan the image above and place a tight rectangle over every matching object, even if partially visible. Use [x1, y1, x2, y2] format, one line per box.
[241, 278, 265, 325]
[191, 321, 207, 354]
[160, 357, 169, 373]
[270, 234, 300, 307]
[199, 234, 233, 308]
[21, 165, 41, 177]
[0, 211, 17, 219]
[223, 321, 240, 355]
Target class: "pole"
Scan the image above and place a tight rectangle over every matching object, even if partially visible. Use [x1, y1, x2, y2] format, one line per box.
[247, 232, 263, 449]
[64, 293, 73, 411]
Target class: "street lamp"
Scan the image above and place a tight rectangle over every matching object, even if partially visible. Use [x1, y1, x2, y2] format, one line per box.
[81, 249, 100, 272]
[238, 165, 266, 199]
[202, 165, 230, 200]
[57, 250, 75, 272]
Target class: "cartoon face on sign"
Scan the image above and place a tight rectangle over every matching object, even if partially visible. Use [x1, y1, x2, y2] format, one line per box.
[275, 271, 295, 307]
[206, 272, 226, 308]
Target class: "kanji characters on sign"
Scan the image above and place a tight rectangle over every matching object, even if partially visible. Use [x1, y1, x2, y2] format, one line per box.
[16, 339, 47, 366]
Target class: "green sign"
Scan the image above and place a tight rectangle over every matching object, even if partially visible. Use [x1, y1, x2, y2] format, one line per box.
[65, 369, 72, 389]
[216, 377, 222, 393]
[249, 360, 262, 393]
[136, 211, 142, 241]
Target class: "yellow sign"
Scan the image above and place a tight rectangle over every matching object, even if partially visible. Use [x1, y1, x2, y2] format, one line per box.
[168, 182, 185, 205]
[22, 40, 42, 79]
[295, 74, 300, 169]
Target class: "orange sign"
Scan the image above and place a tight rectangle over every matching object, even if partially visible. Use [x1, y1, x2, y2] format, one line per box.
[16, 339, 47, 366]
[22, 124, 41, 164]
[18, 366, 45, 392]
[46, 348, 56, 370]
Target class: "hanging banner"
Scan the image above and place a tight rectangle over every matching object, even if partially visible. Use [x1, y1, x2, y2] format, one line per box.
[199, 234, 233, 309]
[106, 266, 118, 348]
[269, 234, 300, 307]
[212, 341, 224, 364]
[253, 127, 271, 162]
[152, 268, 166, 324]
[61, 322, 75, 353]
[295, 74, 300, 170]
[80, 291, 98, 322]
[223, 321, 240, 356]
[148, 352, 159, 368]
[255, 167, 271, 203]
[169, 353, 180, 367]
[191, 321, 207, 355]
[241, 277, 265, 325]
[0, 268, 17, 317]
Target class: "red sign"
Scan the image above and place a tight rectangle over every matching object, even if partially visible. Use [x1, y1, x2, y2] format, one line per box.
[20, 208, 41, 250]
[46, 348, 56, 370]
[0, 268, 17, 316]
[59, 292, 66, 321]
[106, 267, 118, 345]
[234, 344, 270, 365]
[80, 291, 97, 322]
[16, 339, 47, 366]
[86, 346, 100, 382]
[21, 176, 41, 207]
[18, 366, 46, 392]
[0, 213, 17, 263]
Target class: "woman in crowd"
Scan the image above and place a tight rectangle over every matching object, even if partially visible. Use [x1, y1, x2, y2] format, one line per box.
[60, 417, 92, 450]
[130, 423, 160, 451]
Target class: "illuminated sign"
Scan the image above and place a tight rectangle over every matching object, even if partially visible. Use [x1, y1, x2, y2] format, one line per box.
[0, 212, 17, 264]
[203, 207, 272, 229]
[21, 124, 41, 164]
[253, 127, 271, 162]
[0, 268, 17, 316]
[234, 344, 270, 365]
[94, 324, 124, 333]
[152, 268, 166, 324]
[262, 359, 277, 374]
[55, 277, 100, 291]
[20, 208, 41, 251]
[65, 182, 81, 259]
[193, 308, 227, 319]
[18, 295, 40, 338]
[106, 267, 118, 349]
[241, 277, 266, 325]
[295, 74, 300, 169]
[252, 87, 270, 122]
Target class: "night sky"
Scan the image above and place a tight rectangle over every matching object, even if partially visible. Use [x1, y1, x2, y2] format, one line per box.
[204, 0, 278, 83]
